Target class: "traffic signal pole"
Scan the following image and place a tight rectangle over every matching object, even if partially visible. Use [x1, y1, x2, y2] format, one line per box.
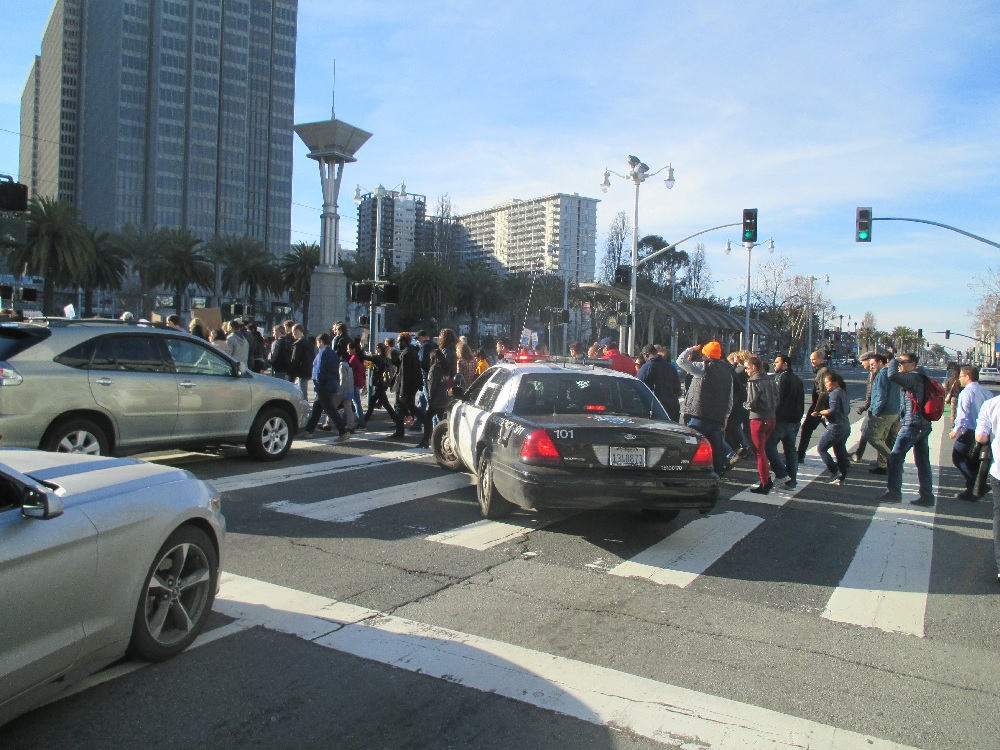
[869, 216, 1000, 249]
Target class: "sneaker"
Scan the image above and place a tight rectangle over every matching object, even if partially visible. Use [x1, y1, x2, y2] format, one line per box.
[851, 455, 862, 463]
[336, 431, 351, 443]
[868, 467, 888, 475]
[829, 475, 846, 486]
[910, 497, 935, 508]
[878, 491, 902, 504]
[784, 479, 797, 490]
[955, 490, 978, 501]
[725, 452, 740, 470]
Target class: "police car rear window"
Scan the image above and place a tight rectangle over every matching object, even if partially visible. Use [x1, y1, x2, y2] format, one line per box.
[512, 374, 668, 419]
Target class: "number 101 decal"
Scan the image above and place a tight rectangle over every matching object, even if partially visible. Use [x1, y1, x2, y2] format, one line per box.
[553, 429, 574, 439]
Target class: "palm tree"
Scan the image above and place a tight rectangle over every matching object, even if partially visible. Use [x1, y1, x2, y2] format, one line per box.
[399, 254, 454, 324]
[281, 241, 319, 329]
[151, 228, 213, 316]
[8, 196, 91, 316]
[111, 223, 164, 318]
[218, 235, 279, 316]
[80, 227, 127, 317]
[455, 260, 503, 346]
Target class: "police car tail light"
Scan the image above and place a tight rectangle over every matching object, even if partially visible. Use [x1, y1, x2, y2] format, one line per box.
[691, 437, 713, 468]
[0, 362, 23, 386]
[521, 429, 562, 465]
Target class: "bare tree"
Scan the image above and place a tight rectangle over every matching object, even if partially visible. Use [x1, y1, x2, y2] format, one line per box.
[599, 211, 629, 285]
[430, 194, 461, 267]
[681, 243, 714, 299]
[969, 267, 1000, 337]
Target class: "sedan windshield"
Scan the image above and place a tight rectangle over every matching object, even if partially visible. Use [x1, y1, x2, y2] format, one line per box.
[512, 374, 669, 419]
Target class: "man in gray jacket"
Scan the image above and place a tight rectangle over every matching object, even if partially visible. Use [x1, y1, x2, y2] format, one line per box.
[676, 341, 733, 476]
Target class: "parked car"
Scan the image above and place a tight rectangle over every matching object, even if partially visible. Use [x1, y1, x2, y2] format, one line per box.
[0, 448, 225, 726]
[0, 319, 310, 460]
[432, 360, 719, 520]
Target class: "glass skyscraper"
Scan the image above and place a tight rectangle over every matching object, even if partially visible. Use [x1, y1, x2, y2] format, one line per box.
[22, 0, 297, 256]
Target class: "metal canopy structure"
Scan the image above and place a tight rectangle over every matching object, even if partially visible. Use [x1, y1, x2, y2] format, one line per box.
[578, 282, 772, 340]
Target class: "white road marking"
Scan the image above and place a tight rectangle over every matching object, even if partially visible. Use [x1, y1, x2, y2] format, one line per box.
[266, 473, 475, 522]
[425, 511, 574, 550]
[608, 511, 764, 588]
[729, 451, 829, 506]
[821, 425, 945, 637]
[209, 449, 430, 493]
[214, 573, 919, 750]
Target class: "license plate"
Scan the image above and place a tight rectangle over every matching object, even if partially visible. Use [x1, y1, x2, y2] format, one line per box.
[610, 446, 646, 467]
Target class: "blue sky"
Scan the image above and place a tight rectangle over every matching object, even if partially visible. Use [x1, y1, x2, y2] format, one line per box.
[2, 1, 998, 353]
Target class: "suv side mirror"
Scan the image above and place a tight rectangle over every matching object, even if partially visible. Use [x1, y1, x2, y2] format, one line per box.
[21, 486, 64, 520]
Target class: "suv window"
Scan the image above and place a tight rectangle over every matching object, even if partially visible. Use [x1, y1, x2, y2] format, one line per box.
[164, 337, 234, 377]
[0, 327, 51, 361]
[91, 335, 168, 373]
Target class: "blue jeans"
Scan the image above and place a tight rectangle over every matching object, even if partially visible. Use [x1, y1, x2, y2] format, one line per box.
[765, 420, 800, 481]
[888, 421, 934, 499]
[686, 416, 727, 476]
[351, 388, 365, 426]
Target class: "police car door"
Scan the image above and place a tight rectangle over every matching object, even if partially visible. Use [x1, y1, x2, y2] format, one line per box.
[453, 369, 511, 471]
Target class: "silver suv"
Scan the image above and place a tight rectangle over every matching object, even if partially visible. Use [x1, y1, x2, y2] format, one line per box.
[0, 319, 310, 461]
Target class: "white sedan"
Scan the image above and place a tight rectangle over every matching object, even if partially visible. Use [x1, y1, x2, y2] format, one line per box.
[979, 367, 1000, 385]
[0, 449, 225, 726]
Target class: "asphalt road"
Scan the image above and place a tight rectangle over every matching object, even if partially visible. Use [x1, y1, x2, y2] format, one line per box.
[3, 365, 998, 750]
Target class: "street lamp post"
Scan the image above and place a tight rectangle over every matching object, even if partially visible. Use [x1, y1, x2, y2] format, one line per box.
[725, 237, 774, 351]
[803, 274, 830, 370]
[601, 156, 675, 354]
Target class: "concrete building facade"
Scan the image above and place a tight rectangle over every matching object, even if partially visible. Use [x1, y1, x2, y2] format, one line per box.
[456, 193, 599, 281]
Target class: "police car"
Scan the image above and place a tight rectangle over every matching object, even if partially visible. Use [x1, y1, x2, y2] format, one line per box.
[432, 359, 719, 520]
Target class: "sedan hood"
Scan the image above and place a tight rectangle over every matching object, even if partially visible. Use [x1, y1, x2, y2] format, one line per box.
[0, 448, 192, 500]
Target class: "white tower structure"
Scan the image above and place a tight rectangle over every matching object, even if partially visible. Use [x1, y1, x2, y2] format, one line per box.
[293, 117, 372, 331]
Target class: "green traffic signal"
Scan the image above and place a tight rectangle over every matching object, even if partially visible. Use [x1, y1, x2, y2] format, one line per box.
[857, 230, 869, 241]
[856, 207, 872, 242]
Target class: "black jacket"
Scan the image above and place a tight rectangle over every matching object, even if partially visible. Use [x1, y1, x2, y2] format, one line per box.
[397, 345, 423, 400]
[289, 336, 316, 380]
[636, 355, 680, 406]
[774, 368, 805, 423]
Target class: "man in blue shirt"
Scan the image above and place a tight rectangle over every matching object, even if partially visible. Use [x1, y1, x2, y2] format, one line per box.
[301, 333, 350, 441]
[863, 353, 901, 476]
[637, 344, 681, 420]
[951, 366, 992, 500]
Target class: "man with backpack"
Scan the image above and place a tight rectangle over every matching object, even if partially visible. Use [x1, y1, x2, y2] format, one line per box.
[880, 352, 942, 506]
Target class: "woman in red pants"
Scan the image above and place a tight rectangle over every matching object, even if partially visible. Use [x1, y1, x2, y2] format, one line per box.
[744, 355, 779, 494]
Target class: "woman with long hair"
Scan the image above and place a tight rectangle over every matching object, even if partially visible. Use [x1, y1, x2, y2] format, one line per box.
[456, 339, 478, 390]
[814, 370, 852, 485]
[744, 355, 778, 494]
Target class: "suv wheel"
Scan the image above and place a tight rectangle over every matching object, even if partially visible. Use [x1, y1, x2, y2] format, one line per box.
[43, 418, 110, 456]
[246, 406, 292, 461]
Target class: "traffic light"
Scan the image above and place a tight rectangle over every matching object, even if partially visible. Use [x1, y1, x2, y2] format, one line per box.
[614, 265, 630, 286]
[742, 208, 758, 243]
[558, 308, 570, 324]
[0, 178, 28, 212]
[917, 328, 923, 339]
[382, 282, 400, 305]
[856, 207, 872, 242]
[350, 282, 373, 303]
[380, 255, 392, 278]
[945, 330, 950, 339]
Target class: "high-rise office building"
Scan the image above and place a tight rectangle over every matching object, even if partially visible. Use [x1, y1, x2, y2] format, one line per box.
[356, 185, 428, 273]
[20, 0, 297, 255]
[456, 193, 599, 281]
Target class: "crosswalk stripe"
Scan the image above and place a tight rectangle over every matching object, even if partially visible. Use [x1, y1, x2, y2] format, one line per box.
[215, 573, 919, 750]
[821, 425, 945, 636]
[209, 448, 429, 493]
[266, 473, 475, 522]
[426, 511, 574, 550]
[609, 511, 764, 587]
[729, 450, 828, 506]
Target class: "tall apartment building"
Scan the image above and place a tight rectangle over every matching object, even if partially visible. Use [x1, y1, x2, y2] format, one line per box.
[456, 193, 599, 281]
[20, 0, 297, 255]
[356, 185, 429, 272]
